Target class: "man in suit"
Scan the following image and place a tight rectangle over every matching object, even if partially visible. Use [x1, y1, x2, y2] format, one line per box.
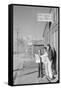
[52, 47, 57, 75]
[47, 44, 56, 79]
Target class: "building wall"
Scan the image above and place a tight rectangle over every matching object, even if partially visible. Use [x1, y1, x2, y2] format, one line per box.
[43, 8, 59, 73]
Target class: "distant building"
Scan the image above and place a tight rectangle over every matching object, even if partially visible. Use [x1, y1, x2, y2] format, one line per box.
[24, 40, 45, 57]
[32, 40, 44, 55]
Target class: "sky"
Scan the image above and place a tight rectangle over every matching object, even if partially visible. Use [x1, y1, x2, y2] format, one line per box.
[13, 5, 50, 41]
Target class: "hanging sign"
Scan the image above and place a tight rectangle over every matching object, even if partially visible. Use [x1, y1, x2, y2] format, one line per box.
[37, 13, 54, 23]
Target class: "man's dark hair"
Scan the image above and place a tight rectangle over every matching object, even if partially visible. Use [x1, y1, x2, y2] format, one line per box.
[44, 47, 47, 50]
[47, 44, 51, 50]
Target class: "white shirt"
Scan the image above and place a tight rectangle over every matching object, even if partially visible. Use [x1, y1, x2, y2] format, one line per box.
[35, 54, 40, 63]
[41, 52, 48, 63]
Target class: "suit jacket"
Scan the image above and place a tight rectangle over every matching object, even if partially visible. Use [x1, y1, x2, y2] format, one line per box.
[47, 49, 53, 61]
